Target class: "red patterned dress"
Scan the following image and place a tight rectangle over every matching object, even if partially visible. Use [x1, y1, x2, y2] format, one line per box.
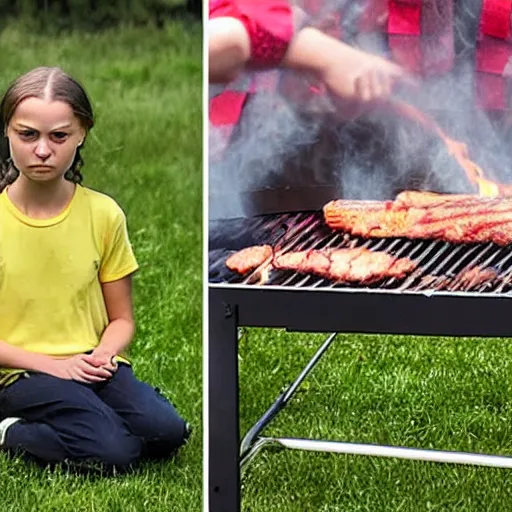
[209, 0, 512, 154]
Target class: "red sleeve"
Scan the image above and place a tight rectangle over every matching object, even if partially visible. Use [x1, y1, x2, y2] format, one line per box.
[210, 0, 294, 68]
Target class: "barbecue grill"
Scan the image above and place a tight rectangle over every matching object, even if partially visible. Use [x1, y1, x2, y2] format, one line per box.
[207, 2, 512, 510]
[209, 209, 512, 511]
[209, 148, 512, 512]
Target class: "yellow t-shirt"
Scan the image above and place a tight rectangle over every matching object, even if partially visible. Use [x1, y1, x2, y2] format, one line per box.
[0, 185, 139, 385]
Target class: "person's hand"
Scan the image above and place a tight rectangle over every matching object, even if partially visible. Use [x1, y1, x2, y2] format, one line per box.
[91, 347, 118, 374]
[352, 54, 410, 102]
[45, 354, 114, 384]
[319, 45, 415, 118]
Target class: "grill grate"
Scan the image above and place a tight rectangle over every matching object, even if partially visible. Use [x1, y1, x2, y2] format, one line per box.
[209, 211, 512, 295]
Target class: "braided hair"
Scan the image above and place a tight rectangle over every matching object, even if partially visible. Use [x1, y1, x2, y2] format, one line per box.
[0, 67, 94, 192]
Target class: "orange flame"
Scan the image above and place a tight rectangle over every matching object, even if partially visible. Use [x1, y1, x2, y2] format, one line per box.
[391, 101, 503, 198]
[443, 137, 499, 197]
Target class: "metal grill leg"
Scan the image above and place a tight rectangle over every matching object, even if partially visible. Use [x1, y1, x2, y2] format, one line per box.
[209, 296, 241, 512]
[240, 333, 338, 467]
[254, 437, 512, 469]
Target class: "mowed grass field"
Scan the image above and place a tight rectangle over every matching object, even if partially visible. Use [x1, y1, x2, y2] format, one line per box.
[239, 329, 512, 511]
[0, 19, 202, 512]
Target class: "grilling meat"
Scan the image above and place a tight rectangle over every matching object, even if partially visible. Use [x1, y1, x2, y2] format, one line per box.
[418, 266, 500, 291]
[393, 191, 499, 210]
[225, 245, 272, 274]
[273, 248, 417, 283]
[324, 202, 424, 238]
[324, 193, 512, 246]
[457, 266, 499, 290]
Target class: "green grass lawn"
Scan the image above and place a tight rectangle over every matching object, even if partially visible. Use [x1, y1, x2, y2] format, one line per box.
[0, 20, 202, 512]
[239, 329, 512, 511]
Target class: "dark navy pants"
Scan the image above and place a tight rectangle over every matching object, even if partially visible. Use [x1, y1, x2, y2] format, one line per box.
[0, 364, 188, 471]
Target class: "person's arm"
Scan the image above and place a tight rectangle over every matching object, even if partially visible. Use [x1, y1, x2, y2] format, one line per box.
[0, 340, 113, 383]
[209, 17, 251, 83]
[209, 17, 410, 108]
[281, 27, 409, 104]
[0, 340, 54, 373]
[91, 276, 135, 368]
[208, 3, 305, 83]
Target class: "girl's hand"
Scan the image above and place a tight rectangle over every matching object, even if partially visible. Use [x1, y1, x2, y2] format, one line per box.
[45, 354, 113, 383]
[91, 347, 118, 374]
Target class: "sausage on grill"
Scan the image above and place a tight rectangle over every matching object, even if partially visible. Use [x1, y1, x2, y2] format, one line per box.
[225, 245, 272, 274]
[273, 248, 417, 283]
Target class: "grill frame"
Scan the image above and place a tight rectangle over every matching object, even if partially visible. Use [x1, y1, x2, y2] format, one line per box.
[208, 282, 512, 512]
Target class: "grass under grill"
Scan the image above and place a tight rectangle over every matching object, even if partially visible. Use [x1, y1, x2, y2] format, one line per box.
[239, 329, 512, 511]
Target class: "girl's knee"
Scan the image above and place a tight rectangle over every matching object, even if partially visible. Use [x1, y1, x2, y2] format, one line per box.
[83, 433, 142, 468]
[145, 411, 188, 448]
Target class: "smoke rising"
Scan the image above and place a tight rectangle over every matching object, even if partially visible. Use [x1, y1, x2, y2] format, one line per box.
[209, 0, 512, 222]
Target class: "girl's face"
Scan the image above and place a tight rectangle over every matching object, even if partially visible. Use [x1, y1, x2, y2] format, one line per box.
[6, 97, 85, 183]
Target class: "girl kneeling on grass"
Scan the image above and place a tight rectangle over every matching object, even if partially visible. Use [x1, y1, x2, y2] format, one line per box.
[0, 66, 190, 472]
